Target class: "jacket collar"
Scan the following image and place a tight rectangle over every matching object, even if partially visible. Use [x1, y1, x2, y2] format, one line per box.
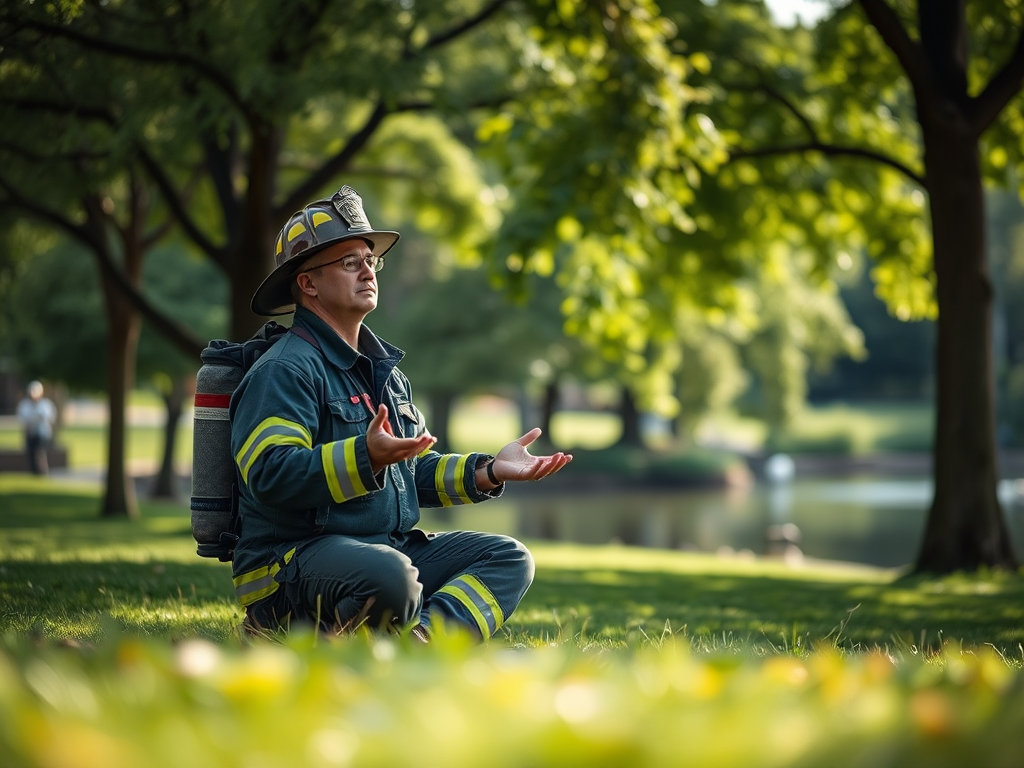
[292, 306, 404, 371]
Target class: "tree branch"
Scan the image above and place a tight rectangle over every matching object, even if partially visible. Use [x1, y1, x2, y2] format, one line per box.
[727, 73, 820, 142]
[0, 138, 107, 164]
[971, 25, 1024, 136]
[855, 0, 931, 97]
[0, 95, 114, 123]
[276, 100, 390, 218]
[135, 144, 227, 265]
[729, 141, 927, 188]
[0, 175, 97, 249]
[0, 175, 205, 358]
[421, 0, 510, 52]
[89, 234, 206, 360]
[142, 165, 205, 250]
[18, 17, 248, 117]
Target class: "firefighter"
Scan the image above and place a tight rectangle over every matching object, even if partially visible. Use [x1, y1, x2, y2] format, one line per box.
[230, 185, 571, 640]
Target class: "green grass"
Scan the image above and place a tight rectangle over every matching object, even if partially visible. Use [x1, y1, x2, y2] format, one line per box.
[769, 401, 935, 455]
[3, 475, 1024, 767]
[2, 474, 1023, 655]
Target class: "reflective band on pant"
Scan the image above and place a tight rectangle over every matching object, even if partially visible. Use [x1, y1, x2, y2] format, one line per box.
[437, 573, 505, 638]
[434, 454, 472, 506]
[233, 548, 296, 606]
[236, 417, 312, 483]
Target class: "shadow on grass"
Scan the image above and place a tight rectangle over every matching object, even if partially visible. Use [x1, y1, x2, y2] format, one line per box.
[519, 564, 1024, 654]
[5, 475, 1024, 654]
[1, 475, 240, 641]
[0, 559, 240, 641]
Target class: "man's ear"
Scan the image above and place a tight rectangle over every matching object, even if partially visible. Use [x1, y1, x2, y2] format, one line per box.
[295, 272, 318, 298]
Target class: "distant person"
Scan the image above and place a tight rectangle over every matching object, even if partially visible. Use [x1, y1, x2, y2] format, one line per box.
[230, 185, 572, 641]
[17, 380, 57, 475]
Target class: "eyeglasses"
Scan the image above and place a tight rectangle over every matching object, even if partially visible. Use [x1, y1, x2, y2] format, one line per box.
[303, 253, 384, 274]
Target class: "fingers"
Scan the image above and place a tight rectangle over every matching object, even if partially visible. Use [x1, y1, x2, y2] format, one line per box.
[495, 450, 573, 483]
[370, 404, 389, 432]
[515, 427, 543, 448]
[366, 405, 436, 472]
[526, 452, 571, 480]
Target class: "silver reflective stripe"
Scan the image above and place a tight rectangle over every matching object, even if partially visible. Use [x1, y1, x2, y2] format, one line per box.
[236, 573, 276, 600]
[237, 424, 307, 471]
[194, 406, 230, 421]
[442, 458, 461, 502]
[439, 575, 504, 636]
[325, 441, 359, 501]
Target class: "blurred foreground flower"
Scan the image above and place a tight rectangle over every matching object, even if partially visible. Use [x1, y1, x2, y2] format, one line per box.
[0, 635, 1022, 768]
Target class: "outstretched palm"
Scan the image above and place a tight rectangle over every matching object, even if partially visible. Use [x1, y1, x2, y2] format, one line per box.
[491, 428, 572, 483]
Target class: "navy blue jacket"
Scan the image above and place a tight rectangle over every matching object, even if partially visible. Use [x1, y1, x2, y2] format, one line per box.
[228, 306, 499, 606]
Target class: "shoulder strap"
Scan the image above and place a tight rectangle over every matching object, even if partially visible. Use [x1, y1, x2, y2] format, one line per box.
[289, 324, 320, 349]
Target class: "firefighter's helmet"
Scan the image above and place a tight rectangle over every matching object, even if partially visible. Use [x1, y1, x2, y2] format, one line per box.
[250, 185, 400, 316]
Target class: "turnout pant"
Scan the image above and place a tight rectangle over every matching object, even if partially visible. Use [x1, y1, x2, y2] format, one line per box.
[245, 529, 534, 640]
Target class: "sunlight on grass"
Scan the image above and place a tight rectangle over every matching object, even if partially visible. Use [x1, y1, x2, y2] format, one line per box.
[0, 633, 1022, 768]
[3, 473, 1024, 766]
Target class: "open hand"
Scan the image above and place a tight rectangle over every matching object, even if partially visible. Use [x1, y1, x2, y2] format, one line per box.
[490, 428, 572, 483]
[366, 404, 436, 473]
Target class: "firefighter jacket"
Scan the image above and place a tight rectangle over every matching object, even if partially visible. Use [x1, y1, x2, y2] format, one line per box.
[228, 306, 501, 607]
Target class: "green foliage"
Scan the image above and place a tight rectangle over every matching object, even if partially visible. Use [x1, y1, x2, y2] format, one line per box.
[766, 401, 934, 455]
[3, 238, 226, 392]
[137, 242, 229, 381]
[743, 246, 865, 432]
[2, 634, 1024, 768]
[557, 443, 744, 486]
[4, 243, 107, 390]
[477, 0, 869, 427]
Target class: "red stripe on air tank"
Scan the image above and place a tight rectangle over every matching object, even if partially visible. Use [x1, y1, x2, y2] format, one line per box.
[195, 393, 231, 409]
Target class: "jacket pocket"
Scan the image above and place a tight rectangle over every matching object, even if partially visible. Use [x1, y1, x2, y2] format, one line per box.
[327, 398, 372, 425]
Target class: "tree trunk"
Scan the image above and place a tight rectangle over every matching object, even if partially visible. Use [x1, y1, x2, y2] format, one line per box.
[914, 119, 1018, 572]
[539, 380, 559, 439]
[99, 266, 141, 519]
[616, 386, 644, 448]
[232, 128, 282, 340]
[151, 375, 188, 499]
[427, 390, 455, 453]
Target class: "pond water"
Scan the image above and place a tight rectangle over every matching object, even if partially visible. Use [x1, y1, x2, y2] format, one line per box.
[419, 477, 1024, 569]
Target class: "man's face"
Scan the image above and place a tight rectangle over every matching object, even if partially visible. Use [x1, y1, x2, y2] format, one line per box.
[299, 238, 379, 320]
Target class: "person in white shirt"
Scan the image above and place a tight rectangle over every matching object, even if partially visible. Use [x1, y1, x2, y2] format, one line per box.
[17, 380, 57, 475]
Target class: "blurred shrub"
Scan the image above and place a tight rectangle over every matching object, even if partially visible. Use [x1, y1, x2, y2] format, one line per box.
[561, 445, 746, 487]
[1, 635, 1022, 768]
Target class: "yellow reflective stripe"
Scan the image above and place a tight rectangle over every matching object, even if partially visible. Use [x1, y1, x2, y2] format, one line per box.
[322, 437, 367, 503]
[437, 574, 505, 639]
[450, 455, 471, 504]
[435, 455, 452, 505]
[416, 444, 433, 459]
[235, 417, 312, 484]
[434, 454, 471, 506]
[232, 549, 295, 607]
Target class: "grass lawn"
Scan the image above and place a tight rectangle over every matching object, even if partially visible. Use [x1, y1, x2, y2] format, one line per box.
[2, 475, 1024, 766]
[3, 474, 1023, 654]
